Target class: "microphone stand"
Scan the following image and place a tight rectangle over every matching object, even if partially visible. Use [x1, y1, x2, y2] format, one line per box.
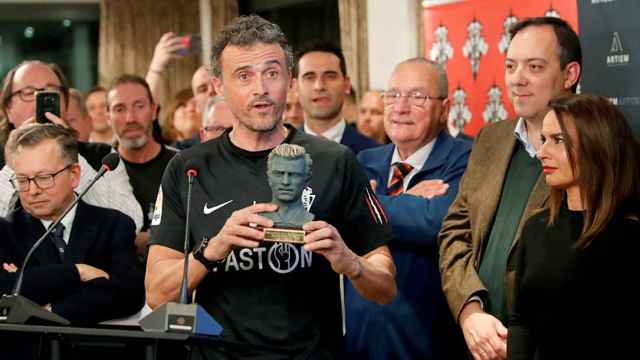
[139, 165, 222, 336]
[179, 171, 195, 304]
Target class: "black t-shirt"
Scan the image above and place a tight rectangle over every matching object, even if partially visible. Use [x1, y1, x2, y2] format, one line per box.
[122, 145, 177, 231]
[149, 126, 392, 359]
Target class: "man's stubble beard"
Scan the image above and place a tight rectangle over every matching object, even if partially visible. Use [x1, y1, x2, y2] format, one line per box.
[239, 104, 285, 133]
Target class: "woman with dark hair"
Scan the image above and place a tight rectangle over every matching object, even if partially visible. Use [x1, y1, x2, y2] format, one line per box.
[161, 88, 200, 144]
[508, 94, 640, 360]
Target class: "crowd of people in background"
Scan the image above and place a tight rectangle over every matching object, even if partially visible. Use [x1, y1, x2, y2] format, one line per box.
[0, 12, 638, 360]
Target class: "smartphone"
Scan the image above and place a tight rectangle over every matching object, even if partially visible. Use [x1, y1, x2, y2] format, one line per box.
[35, 90, 61, 124]
[175, 34, 202, 56]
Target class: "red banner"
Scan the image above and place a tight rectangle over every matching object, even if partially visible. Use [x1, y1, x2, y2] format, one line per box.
[423, 0, 578, 136]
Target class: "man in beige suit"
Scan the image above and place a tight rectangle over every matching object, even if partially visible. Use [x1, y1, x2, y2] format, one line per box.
[438, 17, 582, 360]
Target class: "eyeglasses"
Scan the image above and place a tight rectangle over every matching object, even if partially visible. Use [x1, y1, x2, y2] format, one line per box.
[9, 164, 72, 192]
[382, 90, 445, 107]
[8, 85, 66, 102]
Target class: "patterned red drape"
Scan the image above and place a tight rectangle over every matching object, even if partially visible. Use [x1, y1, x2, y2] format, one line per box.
[423, 0, 578, 136]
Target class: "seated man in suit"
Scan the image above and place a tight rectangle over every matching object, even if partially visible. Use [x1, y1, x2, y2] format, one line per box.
[0, 124, 144, 325]
[345, 58, 470, 359]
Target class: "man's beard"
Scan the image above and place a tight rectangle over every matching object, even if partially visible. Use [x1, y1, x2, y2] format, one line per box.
[119, 134, 149, 150]
[238, 102, 284, 133]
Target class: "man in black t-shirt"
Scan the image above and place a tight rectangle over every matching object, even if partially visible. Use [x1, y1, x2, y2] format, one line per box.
[106, 74, 176, 257]
[146, 15, 396, 360]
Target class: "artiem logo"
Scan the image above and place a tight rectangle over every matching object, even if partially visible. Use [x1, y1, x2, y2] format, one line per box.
[606, 32, 630, 66]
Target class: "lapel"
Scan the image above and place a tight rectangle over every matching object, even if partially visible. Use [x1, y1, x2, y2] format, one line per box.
[10, 207, 59, 265]
[407, 131, 452, 188]
[476, 121, 519, 244]
[363, 144, 394, 196]
[340, 124, 355, 147]
[64, 200, 97, 264]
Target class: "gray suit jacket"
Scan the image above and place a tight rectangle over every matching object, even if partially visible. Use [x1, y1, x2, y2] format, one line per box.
[438, 119, 548, 321]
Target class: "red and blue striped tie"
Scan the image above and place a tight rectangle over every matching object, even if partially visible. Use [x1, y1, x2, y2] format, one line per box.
[387, 162, 413, 196]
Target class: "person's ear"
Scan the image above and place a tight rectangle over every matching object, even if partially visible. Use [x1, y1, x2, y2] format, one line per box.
[343, 76, 352, 95]
[439, 98, 450, 127]
[212, 77, 223, 97]
[70, 163, 81, 189]
[563, 62, 581, 91]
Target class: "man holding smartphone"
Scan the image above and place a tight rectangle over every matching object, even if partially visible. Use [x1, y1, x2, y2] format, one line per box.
[0, 60, 143, 232]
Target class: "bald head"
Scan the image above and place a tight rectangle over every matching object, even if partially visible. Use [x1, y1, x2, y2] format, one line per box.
[357, 90, 386, 144]
[200, 96, 234, 142]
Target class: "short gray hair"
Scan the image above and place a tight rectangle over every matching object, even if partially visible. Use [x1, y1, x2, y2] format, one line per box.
[267, 143, 312, 177]
[202, 95, 226, 127]
[210, 15, 294, 80]
[6, 123, 78, 167]
[395, 58, 448, 98]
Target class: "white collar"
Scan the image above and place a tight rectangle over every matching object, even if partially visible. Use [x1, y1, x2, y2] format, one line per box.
[40, 198, 78, 245]
[304, 119, 347, 143]
[390, 137, 437, 171]
[514, 118, 538, 158]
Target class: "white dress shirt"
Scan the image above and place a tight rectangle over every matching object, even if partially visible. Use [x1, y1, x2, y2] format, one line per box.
[387, 139, 437, 192]
[514, 117, 538, 158]
[304, 119, 347, 144]
[40, 202, 77, 244]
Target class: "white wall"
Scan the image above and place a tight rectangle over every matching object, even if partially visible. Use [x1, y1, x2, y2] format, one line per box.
[367, 0, 419, 90]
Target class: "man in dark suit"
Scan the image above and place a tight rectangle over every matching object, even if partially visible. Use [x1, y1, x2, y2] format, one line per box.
[345, 58, 470, 359]
[296, 40, 377, 154]
[0, 124, 144, 325]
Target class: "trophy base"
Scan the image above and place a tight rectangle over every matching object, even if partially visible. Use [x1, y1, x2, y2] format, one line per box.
[262, 227, 306, 244]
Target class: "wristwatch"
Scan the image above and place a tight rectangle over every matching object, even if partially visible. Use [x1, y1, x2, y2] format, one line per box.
[192, 237, 224, 271]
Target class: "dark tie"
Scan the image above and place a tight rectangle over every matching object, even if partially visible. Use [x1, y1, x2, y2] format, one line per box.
[49, 223, 66, 262]
[387, 162, 414, 196]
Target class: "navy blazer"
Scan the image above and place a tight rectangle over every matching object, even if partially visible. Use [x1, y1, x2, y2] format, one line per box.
[301, 122, 378, 154]
[344, 131, 470, 359]
[340, 123, 379, 154]
[0, 200, 144, 325]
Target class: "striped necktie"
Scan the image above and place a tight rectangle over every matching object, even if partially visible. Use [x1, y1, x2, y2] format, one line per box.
[49, 223, 66, 262]
[387, 162, 414, 196]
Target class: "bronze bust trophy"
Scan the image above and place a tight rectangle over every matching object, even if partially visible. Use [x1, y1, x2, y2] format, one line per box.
[261, 143, 314, 244]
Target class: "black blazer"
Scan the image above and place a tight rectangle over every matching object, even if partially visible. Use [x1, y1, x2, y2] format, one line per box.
[0, 200, 144, 325]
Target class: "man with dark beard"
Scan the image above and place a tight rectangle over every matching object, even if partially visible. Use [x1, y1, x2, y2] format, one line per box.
[107, 75, 176, 258]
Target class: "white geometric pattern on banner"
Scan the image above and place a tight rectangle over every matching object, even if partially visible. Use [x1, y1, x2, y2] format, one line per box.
[483, 84, 508, 124]
[545, 7, 560, 18]
[448, 86, 472, 136]
[429, 24, 454, 66]
[499, 13, 519, 54]
[463, 18, 489, 80]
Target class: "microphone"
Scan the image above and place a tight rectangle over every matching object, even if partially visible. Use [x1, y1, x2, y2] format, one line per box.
[0, 153, 121, 325]
[179, 159, 200, 304]
[140, 157, 222, 336]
